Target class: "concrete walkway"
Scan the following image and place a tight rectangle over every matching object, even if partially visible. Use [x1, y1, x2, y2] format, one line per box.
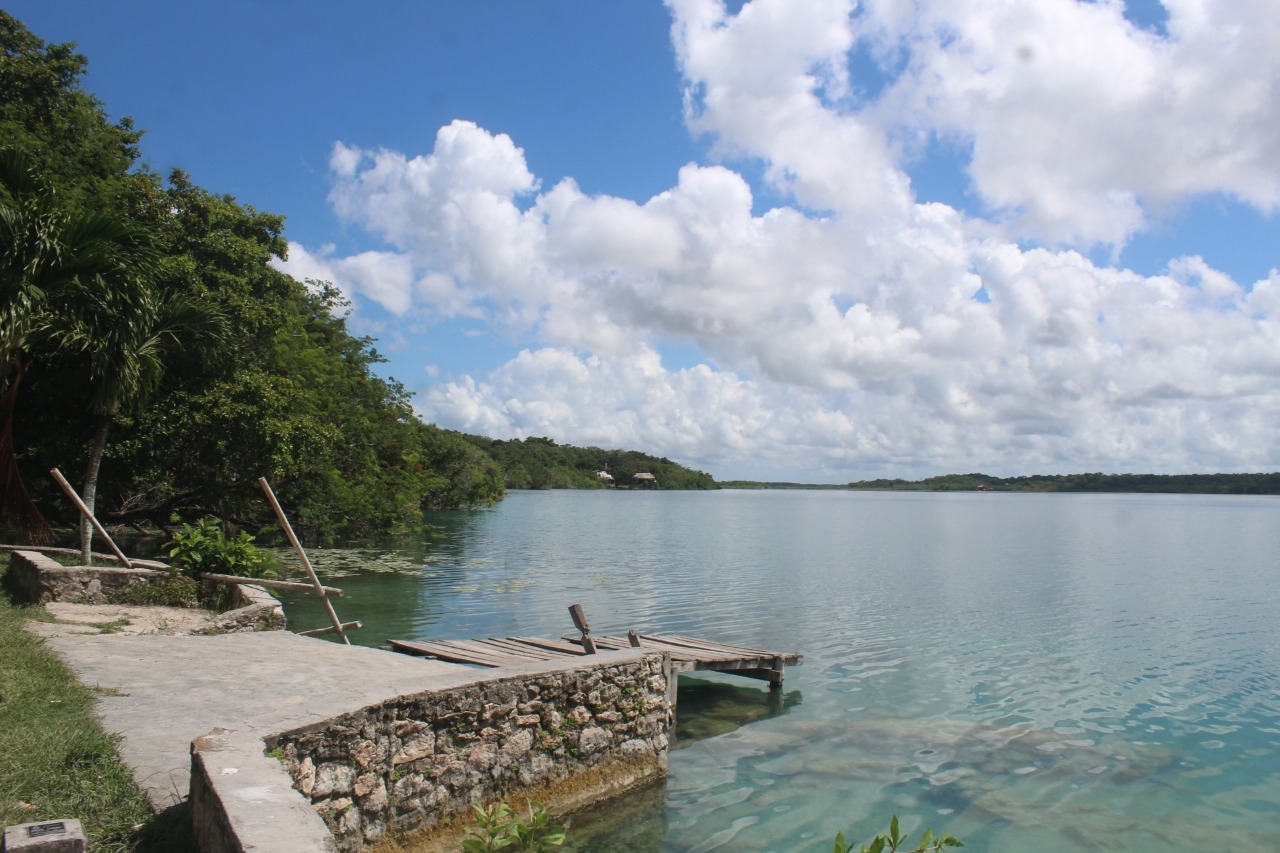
[44, 631, 463, 810]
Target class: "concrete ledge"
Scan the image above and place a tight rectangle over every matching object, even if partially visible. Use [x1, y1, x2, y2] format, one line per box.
[191, 728, 336, 853]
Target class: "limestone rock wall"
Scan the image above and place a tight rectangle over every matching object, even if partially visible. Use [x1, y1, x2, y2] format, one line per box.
[5, 550, 167, 604]
[5, 550, 284, 633]
[265, 651, 671, 851]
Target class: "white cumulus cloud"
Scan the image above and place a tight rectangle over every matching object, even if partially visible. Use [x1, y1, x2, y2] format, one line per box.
[280, 0, 1280, 480]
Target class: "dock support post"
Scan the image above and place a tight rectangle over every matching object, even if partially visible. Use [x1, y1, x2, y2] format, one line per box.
[568, 603, 597, 654]
[662, 653, 678, 723]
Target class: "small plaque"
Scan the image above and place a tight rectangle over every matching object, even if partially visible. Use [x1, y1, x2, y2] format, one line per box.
[28, 822, 68, 838]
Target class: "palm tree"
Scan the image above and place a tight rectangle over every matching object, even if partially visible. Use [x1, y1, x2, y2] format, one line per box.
[0, 148, 156, 543]
[64, 288, 224, 562]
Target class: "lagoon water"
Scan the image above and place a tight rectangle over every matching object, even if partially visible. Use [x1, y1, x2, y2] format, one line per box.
[278, 489, 1280, 852]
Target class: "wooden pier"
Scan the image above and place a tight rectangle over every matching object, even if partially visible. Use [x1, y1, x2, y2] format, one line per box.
[387, 604, 802, 708]
[387, 633, 803, 688]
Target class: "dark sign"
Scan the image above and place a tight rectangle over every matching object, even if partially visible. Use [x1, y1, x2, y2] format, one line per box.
[28, 821, 68, 837]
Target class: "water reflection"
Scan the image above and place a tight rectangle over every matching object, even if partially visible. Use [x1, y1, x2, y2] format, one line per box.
[562, 781, 668, 853]
[674, 676, 803, 748]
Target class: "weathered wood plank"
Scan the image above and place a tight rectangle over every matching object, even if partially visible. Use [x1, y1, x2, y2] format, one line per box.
[202, 573, 345, 597]
[472, 638, 566, 662]
[429, 639, 531, 667]
[391, 640, 514, 667]
[646, 634, 801, 664]
[387, 630, 803, 695]
[386, 639, 439, 657]
[483, 638, 586, 659]
[297, 620, 363, 638]
[508, 637, 593, 657]
[647, 634, 778, 657]
[591, 635, 742, 661]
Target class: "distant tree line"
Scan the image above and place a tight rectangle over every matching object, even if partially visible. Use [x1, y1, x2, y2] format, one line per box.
[462, 436, 718, 491]
[847, 472, 1280, 494]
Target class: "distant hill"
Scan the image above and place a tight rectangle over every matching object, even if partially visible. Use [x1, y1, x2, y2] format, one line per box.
[462, 435, 718, 490]
[846, 472, 1280, 494]
[717, 481, 847, 490]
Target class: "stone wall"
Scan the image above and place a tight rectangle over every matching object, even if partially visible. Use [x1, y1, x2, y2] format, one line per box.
[197, 582, 286, 634]
[5, 550, 284, 634]
[5, 550, 168, 604]
[264, 650, 671, 852]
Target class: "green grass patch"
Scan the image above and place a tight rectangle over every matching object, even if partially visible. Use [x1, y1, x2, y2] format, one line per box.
[0, 554, 195, 851]
[106, 575, 201, 609]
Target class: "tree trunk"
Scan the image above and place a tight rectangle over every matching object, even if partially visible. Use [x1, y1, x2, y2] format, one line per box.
[80, 411, 115, 565]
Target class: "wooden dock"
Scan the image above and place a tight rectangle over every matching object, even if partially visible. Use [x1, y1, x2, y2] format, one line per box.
[386, 633, 803, 688]
[386, 604, 801, 710]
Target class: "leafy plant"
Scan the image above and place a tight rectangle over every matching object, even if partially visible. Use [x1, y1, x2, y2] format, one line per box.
[462, 801, 566, 853]
[832, 815, 964, 853]
[165, 517, 277, 579]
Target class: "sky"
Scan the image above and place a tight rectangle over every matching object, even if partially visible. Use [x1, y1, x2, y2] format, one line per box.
[11, 0, 1280, 482]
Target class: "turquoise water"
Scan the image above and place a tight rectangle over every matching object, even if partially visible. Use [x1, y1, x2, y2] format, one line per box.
[277, 490, 1280, 852]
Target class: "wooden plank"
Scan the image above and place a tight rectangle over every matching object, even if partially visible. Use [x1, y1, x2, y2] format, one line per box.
[509, 637, 592, 657]
[482, 638, 583, 660]
[297, 620, 362, 638]
[386, 639, 439, 657]
[202, 573, 344, 597]
[393, 640, 513, 668]
[593, 635, 741, 661]
[471, 638, 563, 662]
[648, 633, 778, 656]
[733, 667, 786, 685]
[430, 639, 531, 667]
[650, 635, 804, 666]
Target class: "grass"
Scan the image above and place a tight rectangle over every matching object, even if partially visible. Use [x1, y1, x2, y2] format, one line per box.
[0, 553, 195, 851]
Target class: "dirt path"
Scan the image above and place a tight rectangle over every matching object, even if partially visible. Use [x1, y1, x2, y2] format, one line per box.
[25, 602, 219, 637]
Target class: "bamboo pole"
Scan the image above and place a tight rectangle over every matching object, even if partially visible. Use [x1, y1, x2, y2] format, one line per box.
[49, 468, 133, 569]
[199, 572, 345, 597]
[297, 620, 363, 638]
[258, 477, 349, 644]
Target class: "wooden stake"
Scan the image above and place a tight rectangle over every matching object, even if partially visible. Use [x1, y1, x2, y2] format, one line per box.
[258, 477, 350, 645]
[568, 603, 597, 654]
[49, 468, 133, 569]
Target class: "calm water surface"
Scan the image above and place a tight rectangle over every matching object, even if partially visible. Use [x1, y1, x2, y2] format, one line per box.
[278, 490, 1280, 852]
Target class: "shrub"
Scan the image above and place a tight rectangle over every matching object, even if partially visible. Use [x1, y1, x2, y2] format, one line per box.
[832, 816, 964, 853]
[462, 801, 565, 853]
[165, 517, 277, 579]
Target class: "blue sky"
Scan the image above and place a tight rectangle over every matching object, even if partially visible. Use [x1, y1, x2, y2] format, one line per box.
[12, 0, 1280, 481]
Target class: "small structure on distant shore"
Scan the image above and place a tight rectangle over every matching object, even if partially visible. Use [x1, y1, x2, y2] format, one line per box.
[634, 472, 657, 488]
[596, 470, 614, 485]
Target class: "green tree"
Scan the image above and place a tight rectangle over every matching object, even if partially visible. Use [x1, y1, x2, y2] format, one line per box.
[64, 288, 224, 561]
[0, 149, 154, 542]
[4, 11, 505, 542]
[0, 12, 141, 207]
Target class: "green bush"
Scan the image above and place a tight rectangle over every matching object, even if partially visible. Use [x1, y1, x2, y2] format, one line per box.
[832, 816, 963, 853]
[462, 801, 565, 853]
[165, 517, 277, 579]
